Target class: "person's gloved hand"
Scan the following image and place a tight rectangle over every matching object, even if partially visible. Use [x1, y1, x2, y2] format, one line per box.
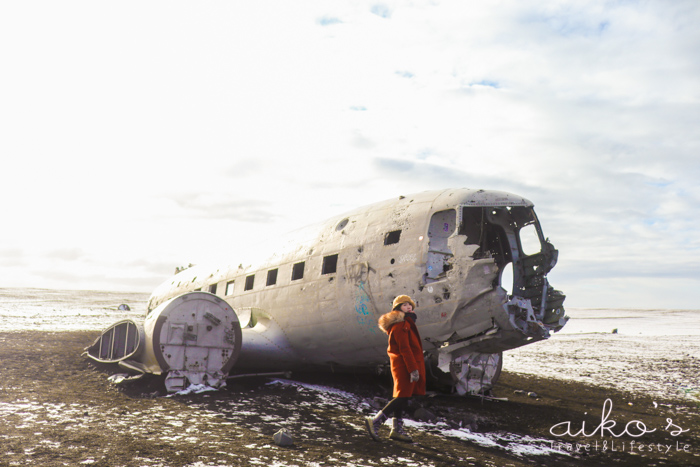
[410, 370, 419, 382]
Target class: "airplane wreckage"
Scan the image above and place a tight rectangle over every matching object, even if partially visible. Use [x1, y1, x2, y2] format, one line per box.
[85, 188, 568, 394]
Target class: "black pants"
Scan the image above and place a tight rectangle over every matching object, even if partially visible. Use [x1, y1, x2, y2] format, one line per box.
[380, 396, 409, 419]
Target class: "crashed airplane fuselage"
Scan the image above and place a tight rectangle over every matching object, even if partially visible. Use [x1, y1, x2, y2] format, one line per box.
[87, 188, 567, 394]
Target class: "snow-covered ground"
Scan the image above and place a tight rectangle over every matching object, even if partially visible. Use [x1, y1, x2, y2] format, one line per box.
[0, 288, 148, 332]
[504, 308, 700, 404]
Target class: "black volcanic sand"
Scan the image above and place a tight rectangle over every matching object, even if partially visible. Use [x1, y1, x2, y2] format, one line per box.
[0, 331, 698, 467]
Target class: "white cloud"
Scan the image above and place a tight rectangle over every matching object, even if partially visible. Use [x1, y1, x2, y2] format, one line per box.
[1, 1, 698, 308]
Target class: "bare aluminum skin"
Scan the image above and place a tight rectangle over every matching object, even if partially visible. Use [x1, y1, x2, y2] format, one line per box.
[91, 188, 568, 394]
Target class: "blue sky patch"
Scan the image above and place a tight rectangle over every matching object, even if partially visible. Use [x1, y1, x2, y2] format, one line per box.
[371, 4, 392, 19]
[470, 80, 500, 89]
[317, 16, 342, 26]
[522, 10, 611, 38]
[645, 180, 671, 188]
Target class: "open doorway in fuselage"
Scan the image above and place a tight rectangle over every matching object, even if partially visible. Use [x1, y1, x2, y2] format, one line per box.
[426, 209, 456, 282]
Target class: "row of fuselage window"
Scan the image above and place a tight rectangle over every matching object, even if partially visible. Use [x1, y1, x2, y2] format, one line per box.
[206, 253, 340, 297]
[204, 228, 403, 297]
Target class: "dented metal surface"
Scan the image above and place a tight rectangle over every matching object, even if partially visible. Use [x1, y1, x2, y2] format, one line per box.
[89, 188, 567, 394]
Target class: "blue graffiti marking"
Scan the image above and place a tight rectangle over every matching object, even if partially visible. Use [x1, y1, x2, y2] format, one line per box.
[354, 281, 377, 333]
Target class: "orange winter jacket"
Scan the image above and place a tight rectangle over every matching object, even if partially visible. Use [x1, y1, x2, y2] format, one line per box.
[378, 311, 426, 397]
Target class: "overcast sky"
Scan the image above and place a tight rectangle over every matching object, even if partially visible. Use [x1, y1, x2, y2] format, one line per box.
[1, 1, 698, 309]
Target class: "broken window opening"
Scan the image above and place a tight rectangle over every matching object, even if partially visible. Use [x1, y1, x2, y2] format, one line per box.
[266, 269, 278, 286]
[244, 275, 255, 291]
[518, 223, 542, 256]
[225, 280, 235, 296]
[500, 262, 514, 296]
[292, 262, 305, 281]
[322, 254, 338, 275]
[208, 284, 217, 294]
[384, 230, 401, 245]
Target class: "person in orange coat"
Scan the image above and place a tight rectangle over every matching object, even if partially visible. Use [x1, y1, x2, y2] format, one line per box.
[365, 295, 426, 442]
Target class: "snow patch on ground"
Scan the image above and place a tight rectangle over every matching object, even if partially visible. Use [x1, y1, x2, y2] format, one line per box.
[167, 383, 220, 396]
[263, 378, 568, 459]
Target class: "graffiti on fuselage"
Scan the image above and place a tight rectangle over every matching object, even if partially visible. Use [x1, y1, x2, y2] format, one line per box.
[354, 281, 377, 333]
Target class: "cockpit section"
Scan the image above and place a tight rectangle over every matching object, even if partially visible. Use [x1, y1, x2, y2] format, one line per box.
[425, 202, 567, 396]
[465, 205, 565, 327]
[425, 204, 566, 329]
